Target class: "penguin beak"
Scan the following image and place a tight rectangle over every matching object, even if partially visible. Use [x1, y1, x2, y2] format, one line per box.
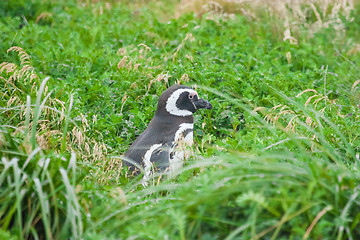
[193, 98, 212, 110]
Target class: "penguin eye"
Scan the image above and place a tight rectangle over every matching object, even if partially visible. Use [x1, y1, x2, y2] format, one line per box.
[188, 92, 198, 100]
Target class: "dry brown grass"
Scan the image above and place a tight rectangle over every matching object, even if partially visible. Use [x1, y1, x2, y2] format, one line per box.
[115, 36, 195, 93]
[253, 85, 349, 135]
[177, 0, 355, 41]
[0, 47, 112, 182]
[251, 84, 356, 152]
[0, 47, 38, 87]
[0, 47, 67, 151]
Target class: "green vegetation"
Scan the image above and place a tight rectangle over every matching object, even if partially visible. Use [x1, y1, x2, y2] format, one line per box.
[1, 0, 360, 239]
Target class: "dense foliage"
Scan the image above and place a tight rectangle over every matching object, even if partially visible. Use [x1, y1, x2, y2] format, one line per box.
[1, 0, 360, 239]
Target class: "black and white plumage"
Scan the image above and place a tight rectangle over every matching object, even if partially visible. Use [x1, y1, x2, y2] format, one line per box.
[124, 85, 212, 184]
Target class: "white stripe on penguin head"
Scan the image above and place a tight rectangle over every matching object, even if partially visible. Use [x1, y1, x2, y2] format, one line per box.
[165, 89, 198, 117]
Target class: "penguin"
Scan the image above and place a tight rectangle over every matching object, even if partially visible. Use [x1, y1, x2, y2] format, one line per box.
[124, 85, 212, 185]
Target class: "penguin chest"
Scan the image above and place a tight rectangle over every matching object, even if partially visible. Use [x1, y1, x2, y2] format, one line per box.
[169, 123, 194, 174]
[140, 123, 194, 186]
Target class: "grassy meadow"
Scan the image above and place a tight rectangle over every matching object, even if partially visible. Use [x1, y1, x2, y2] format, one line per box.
[1, 0, 360, 239]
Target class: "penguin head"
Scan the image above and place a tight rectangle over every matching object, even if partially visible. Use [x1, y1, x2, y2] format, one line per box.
[156, 85, 212, 117]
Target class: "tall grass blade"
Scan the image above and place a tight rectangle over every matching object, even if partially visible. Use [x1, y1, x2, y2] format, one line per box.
[61, 94, 73, 153]
[24, 95, 31, 142]
[30, 77, 50, 150]
[33, 177, 53, 240]
[59, 166, 83, 239]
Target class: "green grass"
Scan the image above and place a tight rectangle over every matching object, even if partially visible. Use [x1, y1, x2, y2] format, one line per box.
[1, 0, 360, 239]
